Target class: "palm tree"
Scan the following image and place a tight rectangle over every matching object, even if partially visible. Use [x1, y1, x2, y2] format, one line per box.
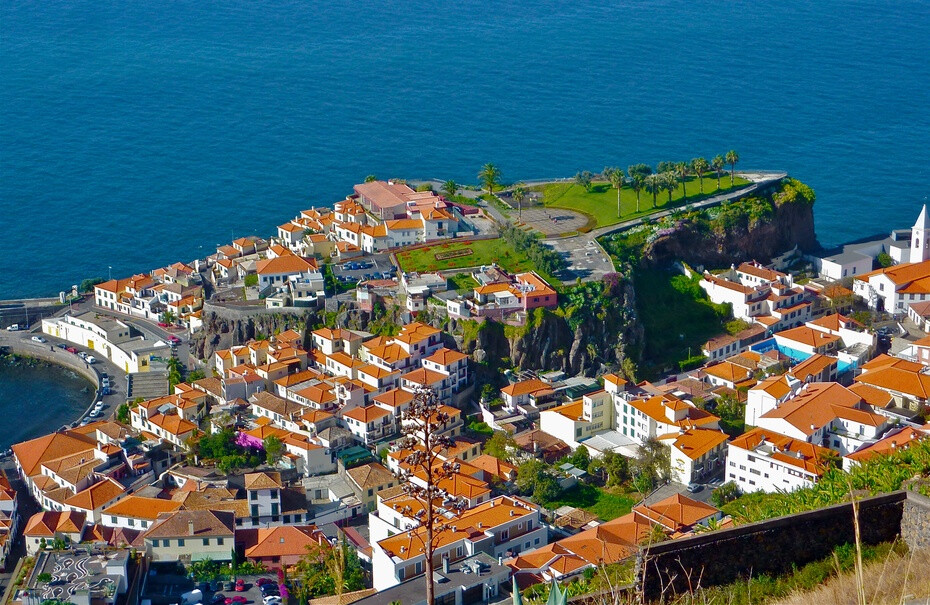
[605, 167, 624, 217]
[675, 162, 689, 200]
[478, 163, 501, 195]
[712, 155, 725, 189]
[691, 157, 709, 194]
[663, 172, 678, 204]
[574, 170, 593, 192]
[512, 183, 527, 220]
[441, 180, 458, 199]
[644, 174, 661, 209]
[160, 310, 177, 325]
[725, 150, 740, 186]
[631, 175, 644, 213]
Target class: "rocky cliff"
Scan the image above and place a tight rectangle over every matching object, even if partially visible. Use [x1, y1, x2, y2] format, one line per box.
[641, 178, 818, 268]
[190, 306, 318, 361]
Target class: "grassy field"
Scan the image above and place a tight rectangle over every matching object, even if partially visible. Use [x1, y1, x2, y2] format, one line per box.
[634, 269, 731, 376]
[543, 483, 636, 521]
[536, 175, 752, 229]
[396, 238, 553, 281]
[447, 272, 480, 292]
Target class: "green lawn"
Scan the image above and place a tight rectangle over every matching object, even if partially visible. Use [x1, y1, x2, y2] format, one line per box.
[634, 269, 731, 377]
[396, 238, 553, 282]
[537, 175, 752, 229]
[447, 272, 480, 292]
[543, 483, 636, 521]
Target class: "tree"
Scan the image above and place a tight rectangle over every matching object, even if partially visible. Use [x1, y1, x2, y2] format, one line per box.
[478, 163, 501, 195]
[441, 180, 458, 199]
[116, 403, 130, 424]
[512, 183, 528, 220]
[691, 157, 709, 195]
[661, 172, 678, 204]
[675, 162, 690, 199]
[79, 277, 105, 293]
[568, 445, 590, 471]
[364, 174, 377, 182]
[160, 310, 177, 325]
[711, 481, 742, 507]
[396, 388, 470, 605]
[574, 171, 593, 193]
[485, 430, 516, 461]
[263, 435, 284, 465]
[37, 573, 52, 584]
[712, 155, 725, 189]
[643, 174, 662, 209]
[604, 167, 624, 217]
[725, 149, 740, 186]
[187, 369, 206, 381]
[656, 161, 675, 174]
[294, 538, 365, 599]
[627, 164, 653, 212]
[533, 474, 560, 504]
[515, 458, 548, 494]
[633, 437, 671, 491]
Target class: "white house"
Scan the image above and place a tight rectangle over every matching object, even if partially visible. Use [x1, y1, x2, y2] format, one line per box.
[726, 427, 832, 493]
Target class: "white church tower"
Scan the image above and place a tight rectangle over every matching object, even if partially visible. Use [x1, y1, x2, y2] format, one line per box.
[912, 204, 930, 263]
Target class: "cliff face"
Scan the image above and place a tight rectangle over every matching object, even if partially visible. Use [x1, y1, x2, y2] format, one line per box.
[190, 307, 318, 361]
[452, 275, 643, 377]
[642, 182, 818, 268]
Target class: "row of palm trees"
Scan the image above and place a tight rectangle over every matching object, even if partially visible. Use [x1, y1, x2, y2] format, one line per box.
[602, 150, 740, 216]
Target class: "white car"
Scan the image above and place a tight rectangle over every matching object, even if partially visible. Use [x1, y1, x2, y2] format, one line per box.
[85, 356, 96, 364]
[262, 597, 281, 605]
[93, 401, 104, 411]
[31, 336, 47, 343]
[88, 410, 102, 418]
[77, 352, 87, 360]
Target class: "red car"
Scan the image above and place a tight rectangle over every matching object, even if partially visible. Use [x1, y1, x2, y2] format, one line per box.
[255, 578, 274, 586]
[234, 579, 246, 592]
[66, 347, 78, 354]
[224, 598, 247, 605]
[166, 335, 181, 345]
[157, 322, 168, 328]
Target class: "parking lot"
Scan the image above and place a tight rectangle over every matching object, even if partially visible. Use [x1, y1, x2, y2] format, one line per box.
[144, 570, 282, 605]
[331, 253, 396, 283]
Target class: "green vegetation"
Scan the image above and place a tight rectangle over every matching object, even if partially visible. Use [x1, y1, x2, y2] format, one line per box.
[243, 274, 258, 287]
[395, 237, 556, 282]
[543, 483, 636, 521]
[292, 540, 366, 601]
[79, 277, 105, 293]
[116, 403, 130, 424]
[447, 272, 479, 292]
[465, 420, 494, 437]
[187, 559, 268, 582]
[633, 270, 730, 376]
[537, 175, 751, 228]
[499, 223, 566, 277]
[188, 427, 265, 475]
[724, 438, 930, 524]
[478, 163, 502, 195]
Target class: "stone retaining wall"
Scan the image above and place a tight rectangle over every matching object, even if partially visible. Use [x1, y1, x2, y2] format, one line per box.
[639, 491, 908, 599]
[900, 490, 930, 552]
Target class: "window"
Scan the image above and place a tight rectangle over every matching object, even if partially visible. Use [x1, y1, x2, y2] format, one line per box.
[203, 538, 210, 546]
[217, 538, 224, 546]
[178, 539, 185, 547]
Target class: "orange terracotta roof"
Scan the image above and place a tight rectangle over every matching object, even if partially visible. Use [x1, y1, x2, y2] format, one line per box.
[103, 496, 182, 520]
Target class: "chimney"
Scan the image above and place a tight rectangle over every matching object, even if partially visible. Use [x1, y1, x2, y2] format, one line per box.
[442, 556, 450, 574]
[188, 520, 195, 536]
[498, 555, 503, 566]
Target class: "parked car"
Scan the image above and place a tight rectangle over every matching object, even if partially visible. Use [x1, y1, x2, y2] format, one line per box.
[167, 335, 181, 345]
[88, 410, 102, 418]
[234, 579, 245, 592]
[56, 343, 68, 349]
[255, 578, 274, 587]
[224, 581, 235, 591]
[31, 336, 47, 343]
[101, 377, 110, 387]
[262, 597, 281, 605]
[210, 595, 225, 605]
[93, 401, 104, 411]
[5, 324, 22, 331]
[687, 482, 702, 493]
[85, 356, 96, 364]
[157, 322, 169, 328]
[66, 347, 78, 354]
[260, 585, 279, 596]
[77, 351, 87, 359]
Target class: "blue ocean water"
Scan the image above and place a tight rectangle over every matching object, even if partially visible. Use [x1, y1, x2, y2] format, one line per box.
[2, 0, 929, 298]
